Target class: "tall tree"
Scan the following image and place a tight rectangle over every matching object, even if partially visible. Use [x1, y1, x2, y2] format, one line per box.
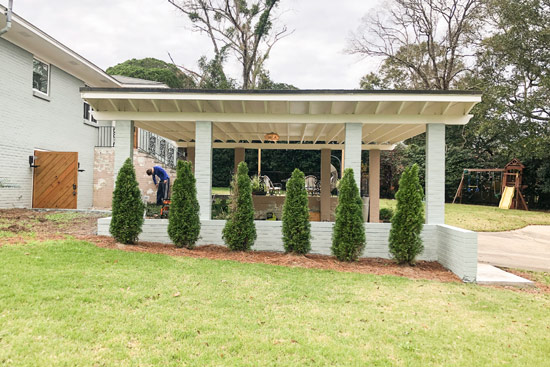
[168, 0, 290, 89]
[349, 0, 486, 90]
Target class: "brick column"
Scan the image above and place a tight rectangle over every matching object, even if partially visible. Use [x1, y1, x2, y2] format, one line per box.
[113, 120, 134, 183]
[234, 147, 245, 175]
[344, 123, 362, 189]
[369, 149, 380, 223]
[195, 121, 213, 220]
[320, 149, 331, 221]
[425, 123, 445, 224]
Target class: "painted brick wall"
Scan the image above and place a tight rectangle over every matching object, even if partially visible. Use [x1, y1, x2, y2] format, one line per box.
[92, 148, 176, 208]
[437, 224, 478, 282]
[0, 38, 96, 208]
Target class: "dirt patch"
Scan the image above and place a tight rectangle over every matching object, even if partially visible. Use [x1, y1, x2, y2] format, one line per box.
[497, 268, 550, 294]
[5, 224, 28, 233]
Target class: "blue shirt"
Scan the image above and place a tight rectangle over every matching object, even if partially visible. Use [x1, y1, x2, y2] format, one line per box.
[152, 166, 169, 185]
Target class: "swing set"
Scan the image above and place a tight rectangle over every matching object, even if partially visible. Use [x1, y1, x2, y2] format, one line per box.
[452, 158, 528, 210]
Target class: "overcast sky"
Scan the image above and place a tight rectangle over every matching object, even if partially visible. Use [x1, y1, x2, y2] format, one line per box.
[3, 0, 383, 89]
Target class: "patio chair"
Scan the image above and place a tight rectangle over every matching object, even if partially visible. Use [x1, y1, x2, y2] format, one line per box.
[260, 175, 282, 195]
[305, 175, 319, 195]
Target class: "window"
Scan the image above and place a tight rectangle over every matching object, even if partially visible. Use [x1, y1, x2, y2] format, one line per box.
[83, 102, 96, 124]
[32, 58, 50, 95]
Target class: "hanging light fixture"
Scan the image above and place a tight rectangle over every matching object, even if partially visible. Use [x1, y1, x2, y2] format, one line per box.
[264, 132, 280, 142]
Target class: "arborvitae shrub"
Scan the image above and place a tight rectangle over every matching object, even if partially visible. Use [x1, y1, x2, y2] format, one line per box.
[331, 168, 366, 261]
[389, 164, 425, 265]
[168, 160, 200, 248]
[282, 168, 311, 254]
[222, 161, 256, 251]
[110, 158, 144, 244]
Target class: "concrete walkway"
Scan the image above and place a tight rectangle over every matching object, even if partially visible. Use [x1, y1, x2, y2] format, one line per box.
[477, 264, 533, 287]
[478, 225, 550, 272]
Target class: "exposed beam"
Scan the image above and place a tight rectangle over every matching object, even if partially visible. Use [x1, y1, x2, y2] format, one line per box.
[374, 101, 384, 114]
[464, 102, 477, 114]
[177, 142, 396, 151]
[313, 123, 328, 144]
[419, 101, 430, 114]
[442, 101, 453, 114]
[128, 99, 138, 112]
[264, 101, 268, 114]
[397, 101, 407, 114]
[354, 101, 362, 114]
[388, 125, 426, 143]
[173, 99, 181, 113]
[108, 99, 118, 112]
[219, 100, 225, 113]
[326, 124, 345, 143]
[151, 99, 160, 113]
[92, 111, 474, 125]
[195, 100, 202, 113]
[241, 101, 247, 114]
[366, 125, 405, 144]
[300, 124, 308, 143]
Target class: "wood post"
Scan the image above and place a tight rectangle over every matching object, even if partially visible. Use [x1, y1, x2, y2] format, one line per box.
[368, 150, 380, 223]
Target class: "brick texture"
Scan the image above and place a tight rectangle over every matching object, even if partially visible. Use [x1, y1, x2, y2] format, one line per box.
[0, 38, 96, 208]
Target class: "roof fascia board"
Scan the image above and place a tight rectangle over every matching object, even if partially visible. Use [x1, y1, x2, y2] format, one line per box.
[94, 111, 473, 125]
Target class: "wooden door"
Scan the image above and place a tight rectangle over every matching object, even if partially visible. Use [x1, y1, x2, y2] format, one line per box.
[32, 151, 78, 209]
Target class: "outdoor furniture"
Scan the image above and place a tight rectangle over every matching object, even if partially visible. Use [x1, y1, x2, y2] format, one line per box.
[305, 175, 320, 195]
[260, 175, 282, 195]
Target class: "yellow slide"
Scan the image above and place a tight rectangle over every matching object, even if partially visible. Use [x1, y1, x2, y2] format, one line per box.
[499, 186, 515, 209]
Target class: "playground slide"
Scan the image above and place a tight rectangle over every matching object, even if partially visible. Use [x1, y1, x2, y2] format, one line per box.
[499, 186, 515, 209]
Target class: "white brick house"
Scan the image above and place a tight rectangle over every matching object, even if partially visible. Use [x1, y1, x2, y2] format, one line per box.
[0, 5, 123, 209]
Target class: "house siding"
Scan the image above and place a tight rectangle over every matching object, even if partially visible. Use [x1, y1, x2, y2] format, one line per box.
[0, 37, 97, 208]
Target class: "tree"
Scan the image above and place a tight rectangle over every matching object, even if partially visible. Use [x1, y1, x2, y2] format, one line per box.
[282, 168, 310, 254]
[106, 58, 195, 88]
[389, 164, 425, 265]
[349, 0, 486, 90]
[223, 161, 256, 250]
[168, 160, 201, 248]
[168, 0, 290, 89]
[110, 158, 145, 244]
[331, 168, 366, 261]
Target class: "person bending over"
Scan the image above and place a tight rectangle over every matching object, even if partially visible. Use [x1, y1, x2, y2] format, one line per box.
[146, 166, 170, 205]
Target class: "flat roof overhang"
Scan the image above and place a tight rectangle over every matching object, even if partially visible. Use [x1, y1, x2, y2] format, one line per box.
[81, 88, 482, 150]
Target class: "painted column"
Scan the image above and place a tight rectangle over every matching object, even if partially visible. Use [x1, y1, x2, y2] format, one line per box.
[320, 149, 331, 221]
[195, 121, 213, 220]
[187, 147, 195, 173]
[369, 149, 381, 223]
[425, 123, 445, 224]
[113, 120, 134, 182]
[234, 147, 245, 174]
[344, 123, 362, 189]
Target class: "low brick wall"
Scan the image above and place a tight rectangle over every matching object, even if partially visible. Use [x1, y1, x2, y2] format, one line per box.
[97, 218, 477, 281]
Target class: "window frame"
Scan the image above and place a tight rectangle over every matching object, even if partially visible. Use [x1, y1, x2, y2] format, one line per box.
[32, 57, 51, 97]
[83, 102, 97, 126]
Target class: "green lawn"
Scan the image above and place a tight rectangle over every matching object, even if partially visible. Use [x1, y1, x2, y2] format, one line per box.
[213, 187, 230, 195]
[380, 199, 550, 232]
[1, 240, 549, 366]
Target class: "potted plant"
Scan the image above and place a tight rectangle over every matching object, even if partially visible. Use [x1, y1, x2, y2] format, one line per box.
[251, 175, 267, 195]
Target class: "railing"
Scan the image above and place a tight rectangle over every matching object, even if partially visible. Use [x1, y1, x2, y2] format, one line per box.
[137, 129, 178, 169]
[96, 126, 115, 147]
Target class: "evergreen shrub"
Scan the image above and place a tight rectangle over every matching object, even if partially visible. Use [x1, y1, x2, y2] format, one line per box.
[110, 158, 145, 244]
[389, 164, 425, 265]
[168, 160, 200, 248]
[331, 168, 366, 261]
[379, 208, 394, 223]
[282, 168, 311, 254]
[223, 162, 256, 251]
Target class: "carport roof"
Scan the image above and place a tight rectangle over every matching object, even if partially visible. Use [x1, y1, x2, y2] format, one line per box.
[81, 88, 482, 150]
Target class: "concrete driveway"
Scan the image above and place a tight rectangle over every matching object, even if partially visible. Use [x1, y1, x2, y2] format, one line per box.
[478, 226, 550, 272]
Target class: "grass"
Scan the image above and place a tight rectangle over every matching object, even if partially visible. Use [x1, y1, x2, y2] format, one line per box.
[380, 199, 550, 232]
[43, 212, 87, 223]
[213, 187, 230, 195]
[1, 240, 549, 366]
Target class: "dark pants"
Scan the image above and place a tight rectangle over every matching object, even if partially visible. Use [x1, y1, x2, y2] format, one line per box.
[156, 178, 170, 205]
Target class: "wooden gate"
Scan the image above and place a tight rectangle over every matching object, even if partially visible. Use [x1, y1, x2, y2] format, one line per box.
[32, 151, 78, 209]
